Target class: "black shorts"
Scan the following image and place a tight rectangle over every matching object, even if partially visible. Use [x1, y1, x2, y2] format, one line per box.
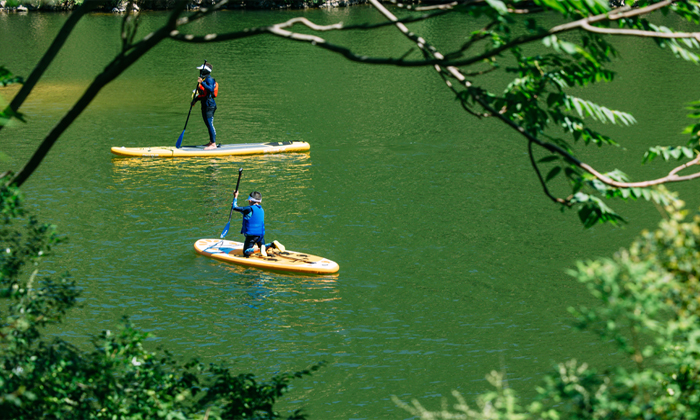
[243, 235, 265, 256]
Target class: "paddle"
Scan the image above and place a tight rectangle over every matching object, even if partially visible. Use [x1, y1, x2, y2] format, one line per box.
[175, 60, 207, 149]
[220, 168, 243, 238]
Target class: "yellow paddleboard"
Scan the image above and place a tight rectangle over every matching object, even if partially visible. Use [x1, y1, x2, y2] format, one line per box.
[111, 141, 310, 158]
[194, 239, 339, 275]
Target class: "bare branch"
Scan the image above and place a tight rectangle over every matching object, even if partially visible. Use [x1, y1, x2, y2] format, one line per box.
[168, 0, 690, 72]
[413, 2, 458, 11]
[444, 0, 681, 68]
[168, 8, 452, 45]
[476, 92, 700, 189]
[462, 65, 498, 77]
[267, 17, 344, 43]
[162, 0, 695, 72]
[580, 21, 700, 40]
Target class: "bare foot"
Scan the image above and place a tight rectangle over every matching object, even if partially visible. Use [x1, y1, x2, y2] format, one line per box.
[204, 143, 217, 150]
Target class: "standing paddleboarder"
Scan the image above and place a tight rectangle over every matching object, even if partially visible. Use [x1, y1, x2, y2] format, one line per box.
[191, 62, 218, 150]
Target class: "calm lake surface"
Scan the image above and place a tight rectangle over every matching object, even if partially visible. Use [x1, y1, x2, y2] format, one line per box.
[1, 7, 699, 419]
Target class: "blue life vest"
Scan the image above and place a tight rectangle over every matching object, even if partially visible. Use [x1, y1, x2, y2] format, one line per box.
[241, 205, 264, 236]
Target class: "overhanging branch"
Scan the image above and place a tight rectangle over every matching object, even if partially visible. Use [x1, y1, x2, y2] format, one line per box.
[0, 0, 106, 135]
[366, 0, 700, 190]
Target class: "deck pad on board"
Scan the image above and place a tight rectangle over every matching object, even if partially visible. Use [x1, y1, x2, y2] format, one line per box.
[194, 238, 339, 274]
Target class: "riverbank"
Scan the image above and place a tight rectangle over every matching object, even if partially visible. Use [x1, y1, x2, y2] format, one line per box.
[0, 0, 370, 12]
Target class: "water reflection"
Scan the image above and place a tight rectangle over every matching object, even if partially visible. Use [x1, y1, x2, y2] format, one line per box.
[173, 255, 343, 360]
[198, 260, 340, 306]
[110, 152, 311, 178]
[110, 152, 313, 220]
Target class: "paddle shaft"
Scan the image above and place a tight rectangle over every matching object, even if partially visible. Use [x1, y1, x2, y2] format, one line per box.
[179, 77, 201, 133]
[182, 102, 195, 130]
[176, 60, 207, 148]
[220, 168, 243, 238]
[233, 168, 243, 198]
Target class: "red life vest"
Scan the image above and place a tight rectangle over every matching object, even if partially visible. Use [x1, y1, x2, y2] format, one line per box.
[197, 81, 219, 99]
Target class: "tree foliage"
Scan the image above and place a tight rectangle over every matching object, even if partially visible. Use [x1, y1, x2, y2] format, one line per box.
[0, 66, 24, 128]
[0, 180, 320, 418]
[395, 194, 700, 419]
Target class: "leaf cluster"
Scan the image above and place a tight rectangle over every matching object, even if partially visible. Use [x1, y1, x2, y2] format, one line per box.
[0, 66, 24, 87]
[433, 0, 700, 227]
[0, 66, 26, 127]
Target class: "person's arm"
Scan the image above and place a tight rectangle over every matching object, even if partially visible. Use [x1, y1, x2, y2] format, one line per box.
[233, 204, 252, 214]
[201, 77, 216, 94]
[232, 193, 251, 214]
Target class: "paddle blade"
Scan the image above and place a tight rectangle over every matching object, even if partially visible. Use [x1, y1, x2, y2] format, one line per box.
[220, 221, 230, 239]
[175, 129, 185, 149]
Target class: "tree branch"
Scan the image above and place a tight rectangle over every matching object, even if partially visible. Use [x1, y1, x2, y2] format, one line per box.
[169, 0, 690, 72]
[4, 0, 241, 188]
[580, 21, 700, 40]
[366, 0, 700, 191]
[528, 140, 572, 206]
[8, 1, 189, 188]
[0, 0, 105, 135]
[476, 92, 700, 188]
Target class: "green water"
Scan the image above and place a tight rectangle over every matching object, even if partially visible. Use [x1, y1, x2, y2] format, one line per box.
[1, 8, 700, 419]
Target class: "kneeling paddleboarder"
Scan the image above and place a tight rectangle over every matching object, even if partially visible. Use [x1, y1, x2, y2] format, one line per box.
[233, 191, 284, 257]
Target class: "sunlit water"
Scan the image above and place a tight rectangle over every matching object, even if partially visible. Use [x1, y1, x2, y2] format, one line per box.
[1, 8, 699, 419]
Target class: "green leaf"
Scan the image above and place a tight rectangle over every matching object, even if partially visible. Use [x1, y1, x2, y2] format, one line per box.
[546, 166, 562, 182]
[535, 0, 568, 14]
[538, 155, 560, 163]
[583, 0, 610, 14]
[572, 98, 583, 117]
[559, 40, 579, 55]
[485, 0, 508, 14]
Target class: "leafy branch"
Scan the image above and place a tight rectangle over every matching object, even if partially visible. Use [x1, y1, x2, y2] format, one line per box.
[5, 0, 700, 227]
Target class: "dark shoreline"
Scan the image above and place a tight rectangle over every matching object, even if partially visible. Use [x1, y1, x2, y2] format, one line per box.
[0, 0, 372, 12]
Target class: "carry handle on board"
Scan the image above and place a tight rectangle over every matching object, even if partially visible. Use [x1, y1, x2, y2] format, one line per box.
[176, 60, 207, 149]
[220, 168, 243, 238]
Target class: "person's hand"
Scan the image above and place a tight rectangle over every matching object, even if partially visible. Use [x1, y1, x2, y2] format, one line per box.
[234, 191, 239, 199]
[197, 77, 203, 83]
